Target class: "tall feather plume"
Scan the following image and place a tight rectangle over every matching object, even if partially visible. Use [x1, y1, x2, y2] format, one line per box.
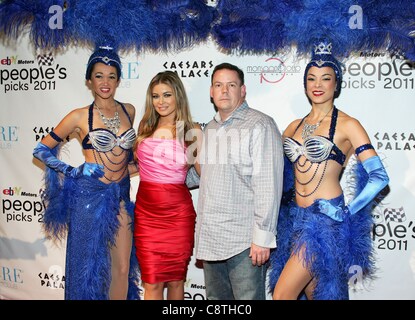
[148, 0, 217, 52]
[0, 0, 72, 48]
[70, 0, 157, 52]
[0, 0, 159, 51]
[357, 0, 415, 61]
[211, 0, 302, 55]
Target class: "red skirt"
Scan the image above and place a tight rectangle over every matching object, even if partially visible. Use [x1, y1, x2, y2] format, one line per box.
[134, 181, 196, 284]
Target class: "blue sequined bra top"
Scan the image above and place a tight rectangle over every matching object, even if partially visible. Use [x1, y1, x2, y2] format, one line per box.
[283, 107, 346, 165]
[82, 102, 136, 152]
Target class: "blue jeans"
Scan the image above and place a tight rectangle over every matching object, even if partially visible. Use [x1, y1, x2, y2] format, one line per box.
[203, 248, 266, 300]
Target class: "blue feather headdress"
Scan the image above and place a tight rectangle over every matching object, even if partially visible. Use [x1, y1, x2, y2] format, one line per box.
[286, 0, 415, 60]
[284, 0, 356, 58]
[210, 0, 415, 60]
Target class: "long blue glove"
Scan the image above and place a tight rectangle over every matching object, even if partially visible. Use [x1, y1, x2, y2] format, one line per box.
[318, 155, 389, 221]
[33, 142, 104, 179]
[347, 155, 389, 215]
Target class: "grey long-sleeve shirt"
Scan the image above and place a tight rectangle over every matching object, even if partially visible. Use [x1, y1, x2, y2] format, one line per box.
[194, 101, 284, 261]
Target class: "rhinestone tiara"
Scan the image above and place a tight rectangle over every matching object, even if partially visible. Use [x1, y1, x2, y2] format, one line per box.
[314, 42, 333, 55]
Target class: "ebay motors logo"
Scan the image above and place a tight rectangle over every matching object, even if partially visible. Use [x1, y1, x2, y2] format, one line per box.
[1, 55, 34, 65]
[1, 56, 16, 65]
[3, 186, 37, 197]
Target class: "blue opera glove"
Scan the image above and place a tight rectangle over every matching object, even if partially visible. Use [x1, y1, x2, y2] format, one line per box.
[73, 162, 105, 179]
[347, 155, 389, 215]
[33, 142, 104, 179]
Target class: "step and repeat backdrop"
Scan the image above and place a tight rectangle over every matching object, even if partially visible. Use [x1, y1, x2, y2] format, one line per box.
[1, 34, 414, 300]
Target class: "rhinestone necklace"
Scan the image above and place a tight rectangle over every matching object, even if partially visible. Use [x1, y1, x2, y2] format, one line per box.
[301, 106, 333, 140]
[94, 102, 121, 135]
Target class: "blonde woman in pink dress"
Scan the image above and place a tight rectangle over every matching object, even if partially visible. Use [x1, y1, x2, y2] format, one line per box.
[133, 71, 202, 300]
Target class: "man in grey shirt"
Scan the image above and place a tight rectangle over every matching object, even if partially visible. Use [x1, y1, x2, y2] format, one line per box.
[191, 62, 284, 300]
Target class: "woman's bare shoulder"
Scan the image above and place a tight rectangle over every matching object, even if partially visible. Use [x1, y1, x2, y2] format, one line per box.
[336, 108, 363, 128]
[283, 118, 303, 137]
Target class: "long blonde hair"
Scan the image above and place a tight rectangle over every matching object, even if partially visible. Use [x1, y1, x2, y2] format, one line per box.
[134, 71, 196, 157]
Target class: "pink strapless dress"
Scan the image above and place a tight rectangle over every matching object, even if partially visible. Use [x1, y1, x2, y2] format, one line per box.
[134, 138, 196, 284]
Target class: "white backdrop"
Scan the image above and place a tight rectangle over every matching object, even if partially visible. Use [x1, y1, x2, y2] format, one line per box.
[1, 34, 414, 300]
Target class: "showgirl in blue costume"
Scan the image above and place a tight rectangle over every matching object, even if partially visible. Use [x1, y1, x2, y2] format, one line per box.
[268, 41, 390, 300]
[33, 46, 140, 300]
